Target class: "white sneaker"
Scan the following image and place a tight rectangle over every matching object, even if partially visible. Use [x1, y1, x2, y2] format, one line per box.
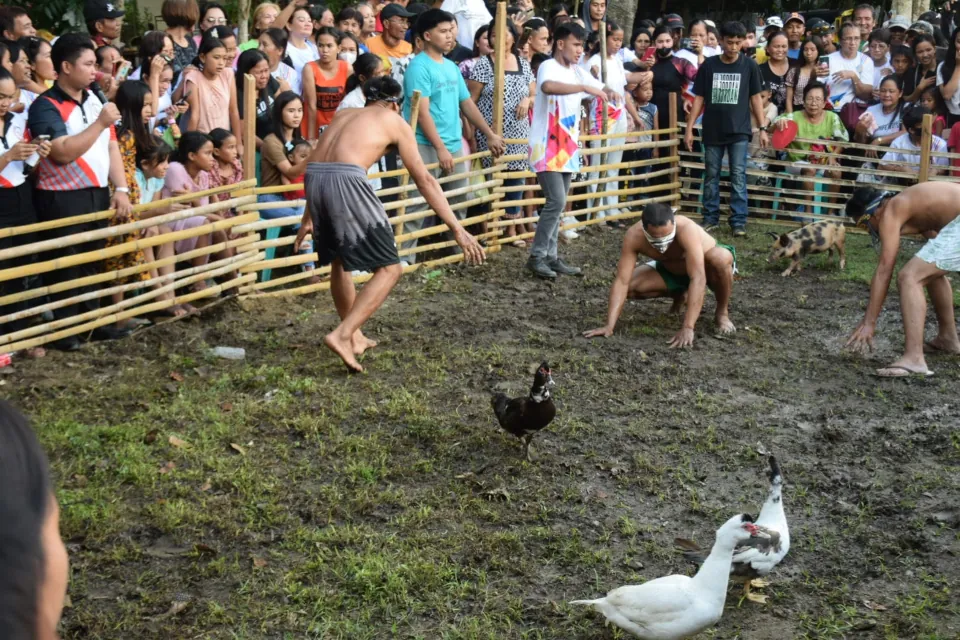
[400, 260, 411, 268]
[351, 270, 371, 277]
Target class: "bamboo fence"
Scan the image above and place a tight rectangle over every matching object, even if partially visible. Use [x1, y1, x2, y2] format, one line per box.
[677, 112, 951, 228]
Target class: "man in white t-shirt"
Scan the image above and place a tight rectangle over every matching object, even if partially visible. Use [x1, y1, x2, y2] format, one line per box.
[878, 105, 948, 180]
[439, 0, 491, 50]
[821, 23, 874, 112]
[527, 22, 647, 279]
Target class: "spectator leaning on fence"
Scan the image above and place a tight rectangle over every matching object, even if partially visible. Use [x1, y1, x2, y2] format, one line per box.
[467, 18, 533, 245]
[773, 80, 848, 215]
[258, 91, 319, 283]
[0, 67, 51, 359]
[399, 8, 504, 263]
[685, 21, 768, 236]
[878, 104, 949, 182]
[27, 33, 134, 351]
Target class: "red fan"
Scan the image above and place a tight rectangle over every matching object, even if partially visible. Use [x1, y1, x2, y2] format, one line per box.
[771, 119, 799, 150]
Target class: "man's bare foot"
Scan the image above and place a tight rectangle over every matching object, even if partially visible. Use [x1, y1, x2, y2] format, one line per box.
[923, 336, 960, 354]
[324, 331, 363, 373]
[715, 315, 736, 335]
[352, 331, 378, 356]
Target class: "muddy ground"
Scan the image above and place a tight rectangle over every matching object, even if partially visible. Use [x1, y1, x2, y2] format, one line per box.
[6, 226, 959, 639]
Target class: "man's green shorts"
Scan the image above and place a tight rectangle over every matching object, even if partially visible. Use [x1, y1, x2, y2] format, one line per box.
[650, 244, 737, 294]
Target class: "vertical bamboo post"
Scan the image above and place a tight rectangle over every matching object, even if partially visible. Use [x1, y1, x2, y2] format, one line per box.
[492, 0, 507, 137]
[393, 90, 422, 238]
[599, 19, 608, 137]
[242, 74, 257, 182]
[918, 112, 933, 183]
[669, 92, 678, 204]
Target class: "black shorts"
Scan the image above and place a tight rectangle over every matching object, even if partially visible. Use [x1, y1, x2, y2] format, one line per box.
[304, 162, 400, 272]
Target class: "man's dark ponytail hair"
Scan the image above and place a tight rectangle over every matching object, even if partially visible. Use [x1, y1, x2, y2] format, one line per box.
[363, 76, 402, 105]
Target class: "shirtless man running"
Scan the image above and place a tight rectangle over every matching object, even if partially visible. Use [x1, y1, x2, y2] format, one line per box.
[583, 203, 736, 348]
[294, 77, 486, 372]
[845, 184, 960, 377]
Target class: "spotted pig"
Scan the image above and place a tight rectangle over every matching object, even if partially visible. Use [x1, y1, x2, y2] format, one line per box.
[767, 221, 846, 277]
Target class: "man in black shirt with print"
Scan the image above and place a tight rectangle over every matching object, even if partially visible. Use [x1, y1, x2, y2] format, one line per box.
[685, 21, 769, 236]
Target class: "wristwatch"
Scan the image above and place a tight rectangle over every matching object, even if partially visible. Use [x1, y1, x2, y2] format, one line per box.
[115, 187, 129, 194]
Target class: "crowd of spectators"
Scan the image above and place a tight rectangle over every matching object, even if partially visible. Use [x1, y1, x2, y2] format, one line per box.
[2, 0, 960, 360]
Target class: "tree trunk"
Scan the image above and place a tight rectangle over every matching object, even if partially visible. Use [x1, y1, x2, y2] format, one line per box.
[892, 0, 914, 20]
[237, 0, 251, 42]
[606, 0, 640, 34]
[913, 0, 930, 20]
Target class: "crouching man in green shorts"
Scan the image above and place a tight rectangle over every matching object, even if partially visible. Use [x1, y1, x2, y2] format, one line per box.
[583, 203, 737, 348]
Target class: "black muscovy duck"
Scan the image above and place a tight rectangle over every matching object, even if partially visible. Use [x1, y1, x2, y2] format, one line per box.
[491, 362, 556, 461]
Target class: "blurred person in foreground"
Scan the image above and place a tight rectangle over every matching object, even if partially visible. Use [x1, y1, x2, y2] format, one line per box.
[0, 398, 70, 640]
[294, 77, 485, 373]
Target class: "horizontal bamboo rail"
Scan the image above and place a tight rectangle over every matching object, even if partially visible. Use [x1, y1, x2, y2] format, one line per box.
[0, 179, 257, 240]
[2, 273, 256, 354]
[0, 234, 256, 308]
[0, 251, 262, 345]
[0, 196, 256, 262]
[0, 249, 259, 326]
[0, 213, 258, 284]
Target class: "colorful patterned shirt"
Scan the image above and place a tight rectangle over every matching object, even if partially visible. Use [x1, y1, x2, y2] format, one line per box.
[528, 58, 603, 173]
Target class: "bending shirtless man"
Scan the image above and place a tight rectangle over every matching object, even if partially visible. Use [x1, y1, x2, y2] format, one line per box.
[583, 204, 736, 348]
[845, 184, 960, 377]
[294, 77, 485, 372]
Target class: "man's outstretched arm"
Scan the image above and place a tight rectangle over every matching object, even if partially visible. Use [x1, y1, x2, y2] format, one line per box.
[396, 114, 485, 265]
[584, 229, 640, 338]
[670, 227, 707, 348]
[847, 212, 902, 352]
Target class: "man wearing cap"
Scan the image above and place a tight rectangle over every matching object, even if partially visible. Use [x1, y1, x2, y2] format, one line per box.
[853, 3, 876, 51]
[844, 183, 960, 377]
[906, 20, 934, 47]
[784, 12, 805, 60]
[366, 4, 415, 72]
[885, 15, 910, 47]
[663, 14, 684, 49]
[85, 0, 124, 48]
[808, 18, 837, 53]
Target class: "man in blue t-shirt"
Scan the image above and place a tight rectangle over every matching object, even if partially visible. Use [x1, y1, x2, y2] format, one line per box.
[400, 8, 504, 262]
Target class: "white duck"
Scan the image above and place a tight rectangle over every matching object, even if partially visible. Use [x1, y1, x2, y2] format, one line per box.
[676, 456, 790, 604]
[570, 514, 760, 639]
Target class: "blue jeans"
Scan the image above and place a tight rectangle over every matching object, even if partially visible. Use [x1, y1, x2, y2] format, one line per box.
[257, 193, 315, 269]
[703, 140, 748, 228]
[502, 177, 525, 217]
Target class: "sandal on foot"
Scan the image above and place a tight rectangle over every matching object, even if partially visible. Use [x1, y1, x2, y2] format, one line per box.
[874, 366, 934, 378]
